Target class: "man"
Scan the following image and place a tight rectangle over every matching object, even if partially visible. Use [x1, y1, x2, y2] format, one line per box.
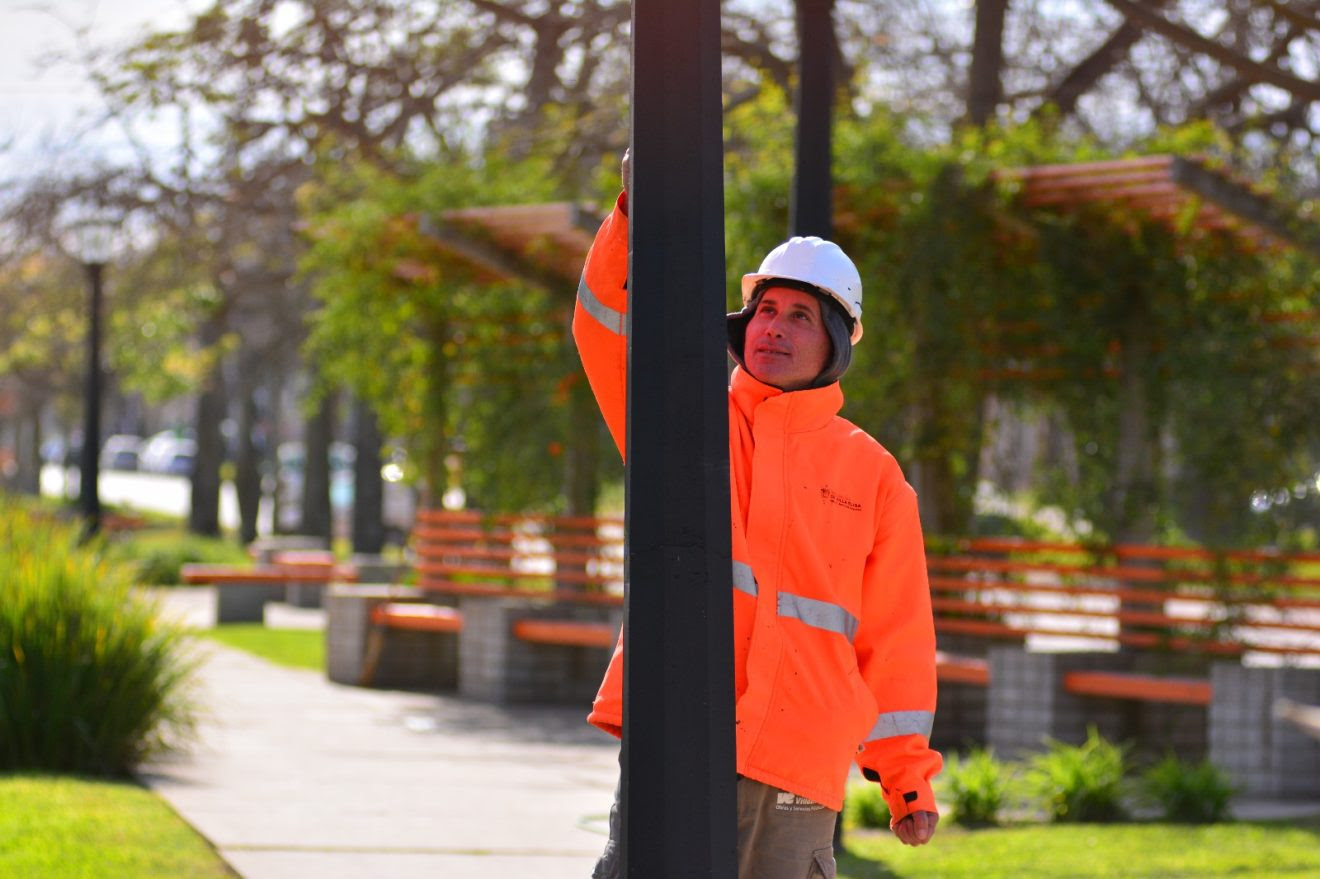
[574, 155, 941, 878]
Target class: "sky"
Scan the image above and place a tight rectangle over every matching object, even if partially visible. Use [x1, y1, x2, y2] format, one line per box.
[0, 0, 208, 180]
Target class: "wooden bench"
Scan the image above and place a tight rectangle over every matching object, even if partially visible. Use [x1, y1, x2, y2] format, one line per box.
[928, 538, 1320, 662]
[182, 555, 358, 623]
[936, 651, 1211, 704]
[344, 509, 624, 701]
[511, 619, 616, 649]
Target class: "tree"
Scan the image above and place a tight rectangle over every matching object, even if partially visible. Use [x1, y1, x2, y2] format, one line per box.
[298, 151, 612, 514]
[726, 86, 1319, 543]
[80, 0, 641, 534]
[0, 251, 85, 494]
[855, 1, 1320, 187]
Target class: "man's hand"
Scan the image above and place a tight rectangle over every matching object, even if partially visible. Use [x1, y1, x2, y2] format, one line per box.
[621, 148, 631, 198]
[893, 810, 939, 846]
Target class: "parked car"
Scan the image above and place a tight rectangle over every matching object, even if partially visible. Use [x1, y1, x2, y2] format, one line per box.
[99, 435, 142, 471]
[138, 431, 198, 476]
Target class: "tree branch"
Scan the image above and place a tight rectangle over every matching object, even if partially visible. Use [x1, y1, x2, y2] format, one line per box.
[1105, 0, 1320, 102]
[1259, 0, 1320, 33]
[1042, 1, 1172, 117]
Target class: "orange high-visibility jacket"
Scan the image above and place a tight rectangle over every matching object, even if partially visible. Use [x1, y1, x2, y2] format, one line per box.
[573, 194, 942, 818]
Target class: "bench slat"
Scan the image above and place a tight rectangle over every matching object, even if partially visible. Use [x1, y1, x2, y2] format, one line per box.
[1063, 670, 1212, 706]
[936, 654, 990, 686]
[371, 603, 464, 633]
[511, 619, 616, 648]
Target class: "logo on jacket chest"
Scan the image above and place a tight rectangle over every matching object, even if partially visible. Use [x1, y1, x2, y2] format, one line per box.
[820, 485, 863, 512]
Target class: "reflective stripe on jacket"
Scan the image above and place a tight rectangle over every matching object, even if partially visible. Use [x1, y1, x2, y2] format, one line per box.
[573, 193, 942, 818]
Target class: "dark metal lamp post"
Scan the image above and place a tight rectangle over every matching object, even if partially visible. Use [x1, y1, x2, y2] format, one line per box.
[68, 217, 116, 536]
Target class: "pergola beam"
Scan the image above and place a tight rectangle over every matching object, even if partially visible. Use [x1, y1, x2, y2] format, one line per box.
[1169, 157, 1320, 260]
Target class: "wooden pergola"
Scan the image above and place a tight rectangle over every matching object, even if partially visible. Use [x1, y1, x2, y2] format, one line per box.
[988, 155, 1320, 382]
[430, 202, 599, 287]
[999, 155, 1320, 258]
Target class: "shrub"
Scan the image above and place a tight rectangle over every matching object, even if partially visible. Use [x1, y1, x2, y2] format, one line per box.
[108, 529, 250, 586]
[1027, 726, 1129, 823]
[1139, 754, 1236, 823]
[844, 781, 892, 829]
[942, 747, 1013, 826]
[0, 502, 197, 775]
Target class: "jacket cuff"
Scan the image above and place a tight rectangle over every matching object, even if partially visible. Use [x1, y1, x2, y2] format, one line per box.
[861, 767, 939, 824]
[588, 709, 622, 739]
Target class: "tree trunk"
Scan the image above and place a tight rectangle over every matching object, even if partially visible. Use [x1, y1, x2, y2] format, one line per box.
[1110, 292, 1161, 652]
[967, 0, 1009, 126]
[301, 388, 336, 542]
[351, 396, 385, 554]
[1111, 303, 1157, 545]
[15, 400, 42, 495]
[910, 384, 982, 537]
[189, 313, 226, 537]
[563, 373, 602, 518]
[236, 383, 262, 545]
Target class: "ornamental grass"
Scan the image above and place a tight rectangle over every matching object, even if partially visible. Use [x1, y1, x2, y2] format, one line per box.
[0, 499, 197, 775]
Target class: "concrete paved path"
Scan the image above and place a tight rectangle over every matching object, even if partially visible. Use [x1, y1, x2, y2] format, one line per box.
[141, 631, 617, 879]
[138, 590, 1320, 879]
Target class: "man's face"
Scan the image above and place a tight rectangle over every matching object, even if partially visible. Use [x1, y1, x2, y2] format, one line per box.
[743, 286, 832, 391]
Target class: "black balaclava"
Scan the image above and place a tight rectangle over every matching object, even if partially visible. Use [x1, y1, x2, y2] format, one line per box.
[727, 279, 854, 389]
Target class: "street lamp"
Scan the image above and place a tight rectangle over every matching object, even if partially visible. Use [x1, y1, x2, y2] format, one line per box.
[68, 216, 117, 535]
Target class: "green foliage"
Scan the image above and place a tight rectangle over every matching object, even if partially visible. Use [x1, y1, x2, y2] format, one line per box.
[723, 89, 1320, 544]
[844, 780, 892, 830]
[941, 747, 1014, 826]
[1139, 754, 1236, 824]
[0, 774, 235, 878]
[299, 150, 610, 512]
[0, 253, 86, 416]
[1027, 727, 1130, 823]
[839, 815, 1320, 879]
[107, 529, 251, 586]
[0, 500, 197, 775]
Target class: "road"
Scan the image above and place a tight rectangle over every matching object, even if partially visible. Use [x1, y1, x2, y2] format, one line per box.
[40, 464, 270, 534]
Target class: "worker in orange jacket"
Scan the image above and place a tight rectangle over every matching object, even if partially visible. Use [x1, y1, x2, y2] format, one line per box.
[576, 153, 941, 878]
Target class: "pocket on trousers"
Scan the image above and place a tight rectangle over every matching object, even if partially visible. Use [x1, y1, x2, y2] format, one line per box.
[809, 846, 837, 879]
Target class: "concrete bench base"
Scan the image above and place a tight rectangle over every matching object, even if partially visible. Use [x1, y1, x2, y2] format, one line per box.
[284, 582, 325, 610]
[458, 599, 621, 705]
[326, 584, 458, 691]
[216, 583, 290, 624]
[980, 646, 1320, 799]
[325, 585, 622, 704]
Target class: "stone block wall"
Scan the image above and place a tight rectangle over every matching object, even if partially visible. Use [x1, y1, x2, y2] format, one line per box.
[215, 582, 287, 624]
[932, 681, 988, 753]
[457, 598, 620, 705]
[325, 584, 457, 691]
[986, 648, 1133, 759]
[1209, 663, 1320, 798]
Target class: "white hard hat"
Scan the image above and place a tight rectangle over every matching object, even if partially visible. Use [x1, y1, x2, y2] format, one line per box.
[741, 236, 864, 343]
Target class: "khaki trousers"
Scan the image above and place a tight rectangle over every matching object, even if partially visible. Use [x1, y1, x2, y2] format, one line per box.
[592, 774, 838, 879]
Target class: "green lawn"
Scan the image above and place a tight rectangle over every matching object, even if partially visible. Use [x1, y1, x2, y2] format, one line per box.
[0, 775, 235, 878]
[198, 624, 325, 671]
[839, 817, 1320, 878]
